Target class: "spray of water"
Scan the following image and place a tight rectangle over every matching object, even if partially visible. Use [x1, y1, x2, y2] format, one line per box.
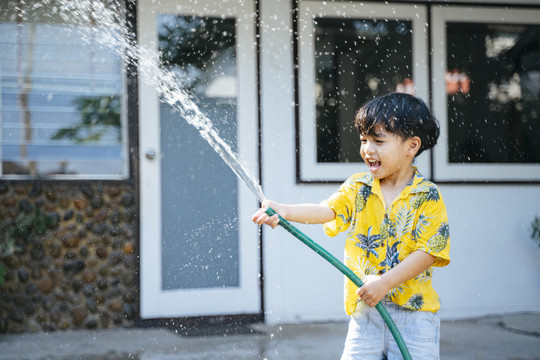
[20, 0, 266, 203]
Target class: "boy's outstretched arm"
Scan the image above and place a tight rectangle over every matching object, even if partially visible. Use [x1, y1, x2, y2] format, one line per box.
[357, 250, 436, 307]
[251, 200, 335, 229]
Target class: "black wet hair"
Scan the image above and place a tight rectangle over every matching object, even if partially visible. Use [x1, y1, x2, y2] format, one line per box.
[354, 93, 440, 157]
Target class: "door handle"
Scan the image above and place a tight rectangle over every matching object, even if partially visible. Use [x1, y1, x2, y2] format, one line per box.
[145, 149, 156, 160]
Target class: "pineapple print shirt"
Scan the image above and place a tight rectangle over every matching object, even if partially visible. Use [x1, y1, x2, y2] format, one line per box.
[321, 169, 450, 314]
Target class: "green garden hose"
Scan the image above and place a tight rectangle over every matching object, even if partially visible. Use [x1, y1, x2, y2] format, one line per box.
[265, 207, 412, 360]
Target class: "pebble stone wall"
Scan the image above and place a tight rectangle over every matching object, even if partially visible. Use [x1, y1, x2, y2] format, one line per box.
[0, 182, 138, 333]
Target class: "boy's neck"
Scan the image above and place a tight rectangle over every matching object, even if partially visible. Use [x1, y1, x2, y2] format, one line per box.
[379, 164, 414, 188]
[379, 165, 415, 207]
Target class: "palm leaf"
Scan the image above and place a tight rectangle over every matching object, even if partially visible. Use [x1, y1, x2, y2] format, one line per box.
[388, 284, 406, 299]
[414, 213, 432, 239]
[394, 203, 415, 238]
[348, 256, 378, 279]
[426, 186, 441, 202]
[415, 268, 432, 283]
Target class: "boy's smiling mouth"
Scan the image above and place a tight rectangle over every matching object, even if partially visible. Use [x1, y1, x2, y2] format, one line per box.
[367, 159, 381, 172]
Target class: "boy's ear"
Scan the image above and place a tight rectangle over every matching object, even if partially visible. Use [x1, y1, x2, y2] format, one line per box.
[408, 136, 422, 156]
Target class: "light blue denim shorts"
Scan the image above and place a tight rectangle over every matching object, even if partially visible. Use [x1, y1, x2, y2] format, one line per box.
[341, 299, 440, 360]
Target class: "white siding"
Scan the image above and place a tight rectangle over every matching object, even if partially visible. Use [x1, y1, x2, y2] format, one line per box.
[259, 1, 540, 324]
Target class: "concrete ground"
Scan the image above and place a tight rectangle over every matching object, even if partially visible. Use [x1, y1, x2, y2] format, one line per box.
[0, 313, 539, 360]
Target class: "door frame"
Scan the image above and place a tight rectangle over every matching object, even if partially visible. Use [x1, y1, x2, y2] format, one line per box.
[137, 0, 261, 319]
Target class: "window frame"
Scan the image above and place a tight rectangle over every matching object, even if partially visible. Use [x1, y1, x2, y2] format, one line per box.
[0, 2, 131, 181]
[297, 1, 430, 183]
[431, 5, 540, 183]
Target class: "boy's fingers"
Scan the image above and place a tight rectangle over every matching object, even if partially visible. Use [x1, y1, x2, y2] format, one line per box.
[252, 210, 267, 225]
[251, 211, 279, 227]
[251, 211, 280, 229]
[267, 214, 279, 228]
[357, 286, 371, 302]
[250, 211, 259, 223]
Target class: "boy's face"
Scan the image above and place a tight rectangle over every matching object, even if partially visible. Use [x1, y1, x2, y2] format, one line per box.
[359, 125, 418, 181]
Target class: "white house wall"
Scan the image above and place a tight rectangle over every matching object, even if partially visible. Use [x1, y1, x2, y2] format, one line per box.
[435, 185, 540, 319]
[259, 1, 540, 324]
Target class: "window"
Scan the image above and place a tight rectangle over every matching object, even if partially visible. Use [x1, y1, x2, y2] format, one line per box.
[157, 15, 240, 290]
[0, 0, 128, 179]
[298, 2, 429, 182]
[432, 6, 540, 182]
[315, 17, 414, 163]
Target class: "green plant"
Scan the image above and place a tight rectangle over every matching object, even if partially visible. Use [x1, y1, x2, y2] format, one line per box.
[531, 216, 540, 247]
[0, 264, 6, 286]
[0, 206, 53, 284]
[51, 95, 121, 143]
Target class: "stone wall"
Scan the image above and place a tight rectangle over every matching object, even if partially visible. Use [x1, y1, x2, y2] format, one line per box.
[0, 182, 138, 333]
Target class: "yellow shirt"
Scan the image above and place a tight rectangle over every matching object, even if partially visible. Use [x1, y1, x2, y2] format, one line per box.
[321, 169, 450, 314]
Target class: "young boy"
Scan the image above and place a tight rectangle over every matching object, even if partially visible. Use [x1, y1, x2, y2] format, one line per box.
[252, 93, 450, 360]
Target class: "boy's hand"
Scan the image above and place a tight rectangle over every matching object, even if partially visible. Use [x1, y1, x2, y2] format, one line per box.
[356, 275, 389, 307]
[356, 250, 436, 307]
[251, 200, 282, 229]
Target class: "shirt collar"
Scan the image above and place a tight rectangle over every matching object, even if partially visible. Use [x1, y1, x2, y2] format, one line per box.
[355, 167, 430, 200]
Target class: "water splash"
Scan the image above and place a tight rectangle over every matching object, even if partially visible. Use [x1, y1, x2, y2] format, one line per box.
[33, 0, 266, 203]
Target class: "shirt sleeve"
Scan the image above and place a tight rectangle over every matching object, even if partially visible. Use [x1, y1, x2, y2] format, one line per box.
[320, 179, 356, 237]
[414, 192, 451, 267]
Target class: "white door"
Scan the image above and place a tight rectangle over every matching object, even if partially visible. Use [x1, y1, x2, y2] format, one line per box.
[138, 0, 260, 318]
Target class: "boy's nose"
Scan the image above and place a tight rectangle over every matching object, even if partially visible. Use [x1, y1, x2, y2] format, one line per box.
[363, 143, 375, 155]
